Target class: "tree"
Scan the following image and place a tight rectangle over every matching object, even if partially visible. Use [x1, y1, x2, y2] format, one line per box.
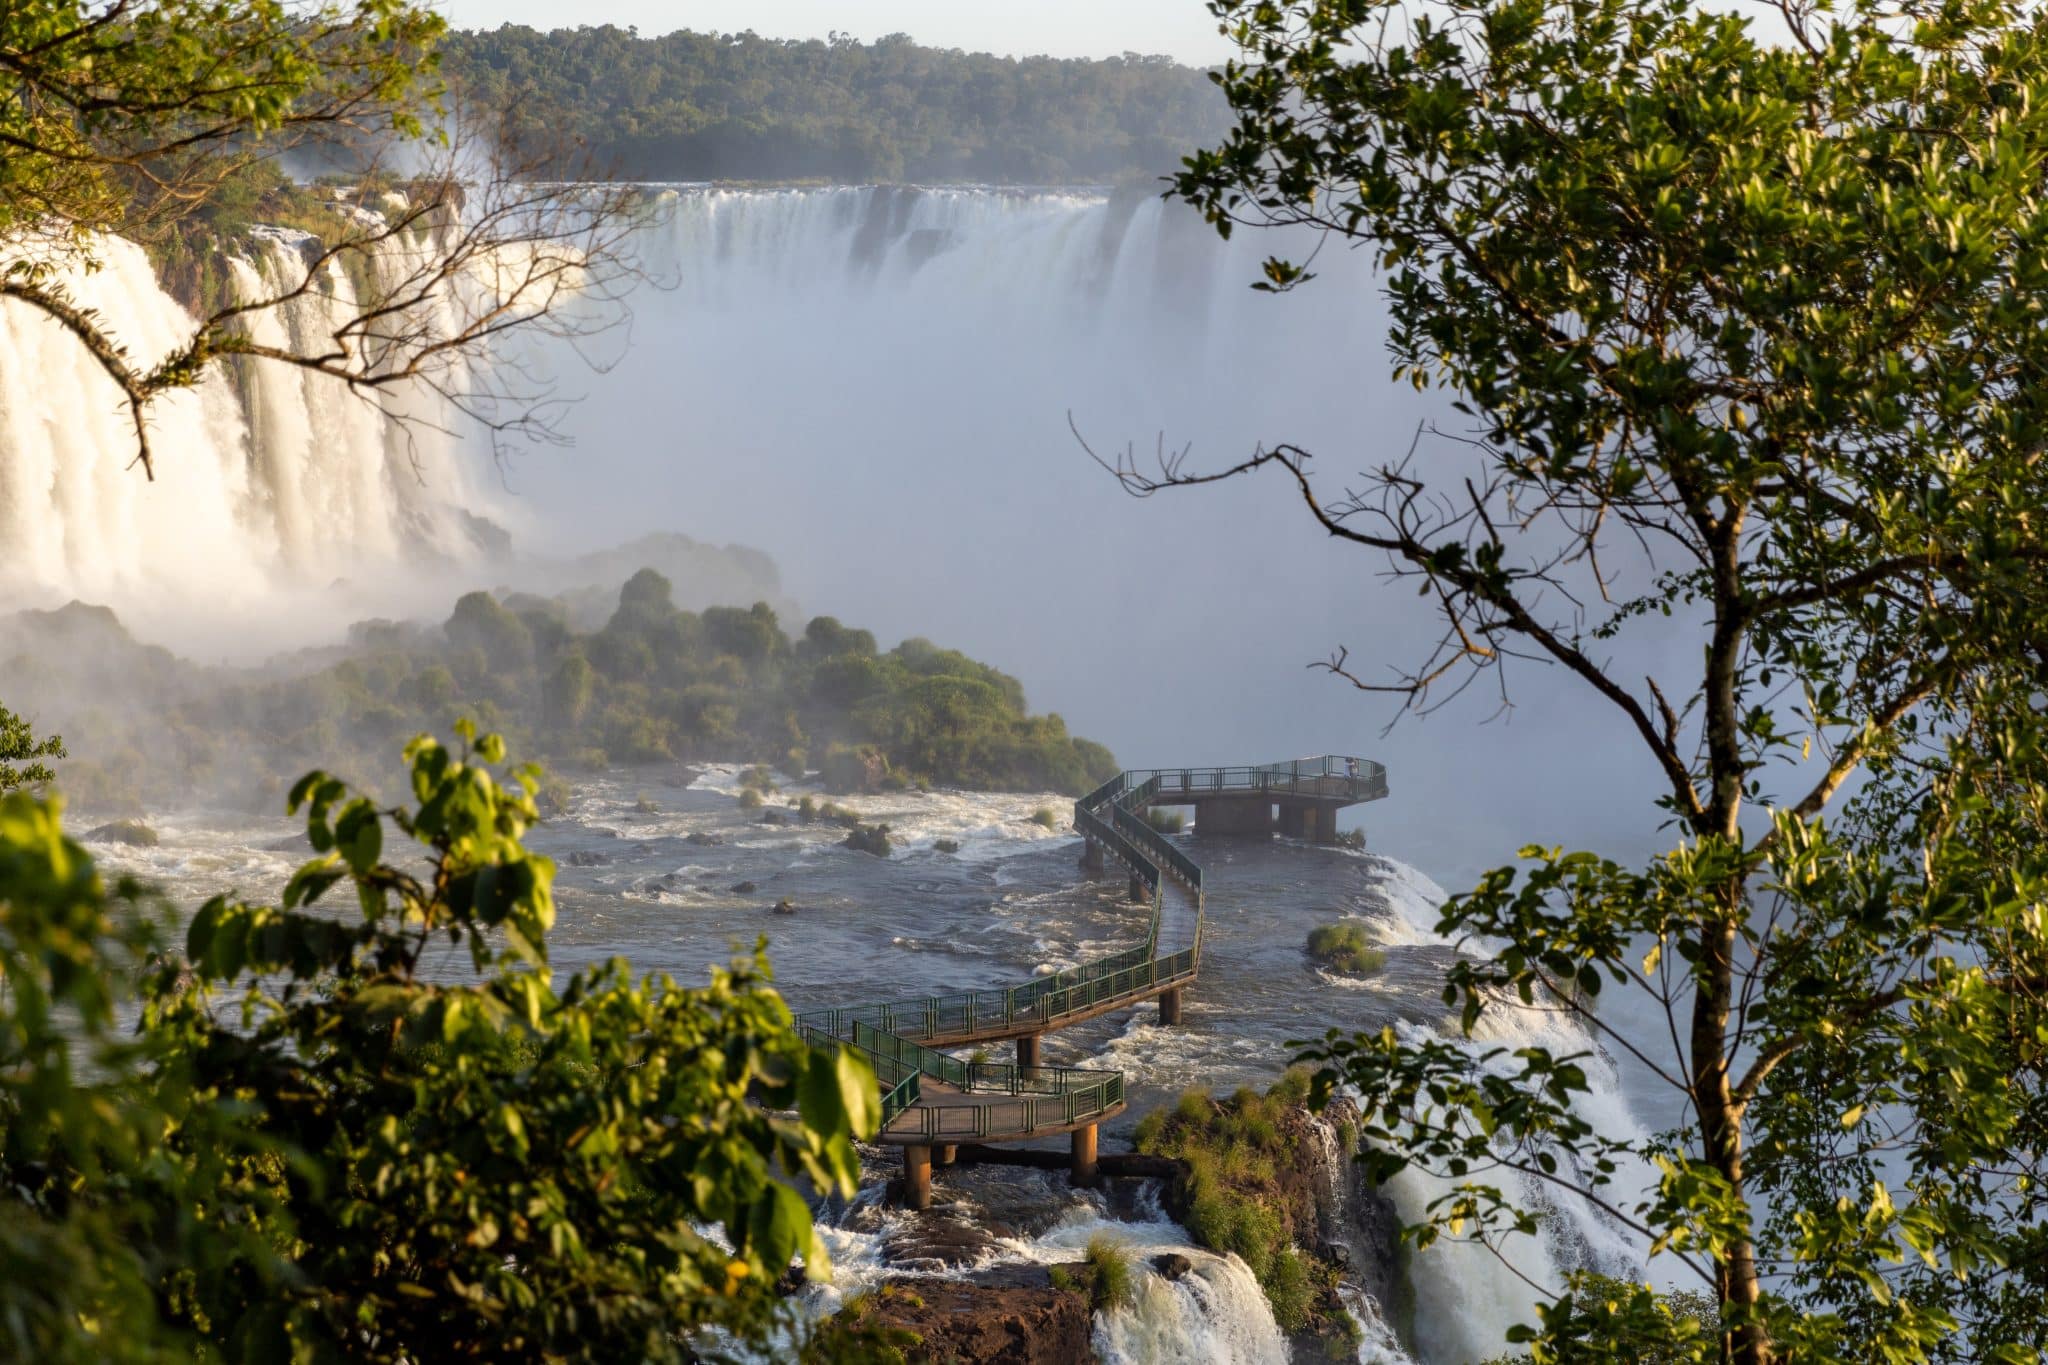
[437, 24, 1228, 185]
[1, 1, 644, 477]
[1, 721, 887, 1361]
[0, 703, 63, 791]
[1099, 0, 2048, 1360]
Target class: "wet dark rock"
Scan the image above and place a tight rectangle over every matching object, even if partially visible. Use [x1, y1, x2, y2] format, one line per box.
[730, 880, 758, 894]
[565, 850, 610, 867]
[773, 898, 798, 915]
[862, 1270, 1093, 1365]
[633, 797, 660, 815]
[1152, 1252, 1193, 1281]
[684, 831, 723, 847]
[843, 822, 892, 857]
[85, 820, 158, 847]
[759, 810, 786, 825]
[875, 1211, 1005, 1269]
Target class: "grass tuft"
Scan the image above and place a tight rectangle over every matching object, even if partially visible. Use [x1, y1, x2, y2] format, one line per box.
[1083, 1234, 1136, 1313]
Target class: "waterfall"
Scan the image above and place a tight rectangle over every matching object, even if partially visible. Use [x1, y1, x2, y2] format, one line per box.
[1092, 1251, 1290, 1365]
[0, 229, 506, 644]
[1365, 858, 1664, 1364]
[1014, 1202, 1293, 1365]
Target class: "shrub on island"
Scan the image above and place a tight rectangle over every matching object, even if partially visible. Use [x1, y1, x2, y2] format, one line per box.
[1305, 922, 1385, 976]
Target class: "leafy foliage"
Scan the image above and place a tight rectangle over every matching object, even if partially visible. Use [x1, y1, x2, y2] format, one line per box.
[25, 570, 1117, 809]
[0, 722, 885, 1362]
[1137, 0, 2048, 1360]
[2, 2, 642, 478]
[1304, 921, 1385, 975]
[0, 0, 443, 469]
[441, 26, 1227, 184]
[0, 702, 63, 791]
[1133, 1070, 1345, 1334]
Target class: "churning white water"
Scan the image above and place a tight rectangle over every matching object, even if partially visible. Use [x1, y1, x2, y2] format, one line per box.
[0, 231, 505, 642]
[1361, 859, 1663, 1364]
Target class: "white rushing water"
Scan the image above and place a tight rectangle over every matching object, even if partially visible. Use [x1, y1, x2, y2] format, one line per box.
[1360, 858, 1662, 1364]
[0, 228, 507, 643]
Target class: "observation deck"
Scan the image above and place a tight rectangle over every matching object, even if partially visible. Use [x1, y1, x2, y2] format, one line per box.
[796, 756, 1388, 1206]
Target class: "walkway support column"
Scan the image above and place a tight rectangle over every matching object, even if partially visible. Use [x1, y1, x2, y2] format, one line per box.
[1128, 873, 1147, 902]
[1071, 1124, 1098, 1188]
[1158, 987, 1183, 1027]
[935, 1144, 957, 1167]
[1016, 1034, 1041, 1070]
[1080, 840, 1105, 874]
[902, 1145, 932, 1211]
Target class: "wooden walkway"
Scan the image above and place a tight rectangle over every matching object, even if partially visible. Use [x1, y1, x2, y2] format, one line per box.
[794, 756, 1388, 1206]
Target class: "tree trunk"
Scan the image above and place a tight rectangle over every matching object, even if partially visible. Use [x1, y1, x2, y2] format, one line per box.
[1691, 915, 1767, 1364]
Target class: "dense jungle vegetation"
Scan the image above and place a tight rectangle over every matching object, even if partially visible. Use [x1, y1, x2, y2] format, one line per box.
[439, 26, 1228, 184]
[5, 567, 1117, 813]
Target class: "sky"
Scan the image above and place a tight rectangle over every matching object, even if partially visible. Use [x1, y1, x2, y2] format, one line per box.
[434, 0, 1238, 66]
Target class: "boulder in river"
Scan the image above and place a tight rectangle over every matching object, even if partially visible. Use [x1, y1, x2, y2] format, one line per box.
[1151, 1252, 1194, 1281]
[730, 880, 758, 894]
[773, 897, 798, 915]
[85, 819, 158, 847]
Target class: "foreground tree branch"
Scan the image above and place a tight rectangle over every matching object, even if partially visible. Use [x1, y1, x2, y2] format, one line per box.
[2, 2, 649, 478]
[1122, 0, 2048, 1360]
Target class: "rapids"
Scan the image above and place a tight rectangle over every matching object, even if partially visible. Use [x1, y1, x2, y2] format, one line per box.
[94, 762, 1650, 1362]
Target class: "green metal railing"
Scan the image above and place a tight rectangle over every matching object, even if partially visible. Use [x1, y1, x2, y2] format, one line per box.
[797, 757, 1381, 1144]
[1133, 756, 1390, 806]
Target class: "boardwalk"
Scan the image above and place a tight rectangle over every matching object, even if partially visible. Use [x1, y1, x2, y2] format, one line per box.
[796, 755, 1388, 1207]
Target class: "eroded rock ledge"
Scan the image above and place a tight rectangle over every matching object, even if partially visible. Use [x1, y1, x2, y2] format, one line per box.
[861, 1264, 1094, 1365]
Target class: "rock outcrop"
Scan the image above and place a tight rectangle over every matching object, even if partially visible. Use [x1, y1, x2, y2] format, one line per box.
[862, 1265, 1094, 1365]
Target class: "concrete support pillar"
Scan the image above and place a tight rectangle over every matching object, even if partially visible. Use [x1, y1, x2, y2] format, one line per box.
[1277, 804, 1307, 839]
[1158, 986, 1184, 1027]
[1071, 1124, 1098, 1188]
[1080, 840, 1105, 874]
[902, 1145, 932, 1211]
[1016, 1033, 1041, 1070]
[1128, 872, 1147, 902]
[934, 1144, 957, 1167]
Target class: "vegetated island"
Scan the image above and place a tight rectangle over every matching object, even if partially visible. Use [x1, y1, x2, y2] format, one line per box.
[3, 564, 1117, 813]
[439, 27, 1231, 185]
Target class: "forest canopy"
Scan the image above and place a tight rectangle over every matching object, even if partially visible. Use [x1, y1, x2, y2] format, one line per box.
[2, 571, 1118, 813]
[439, 26, 1229, 184]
